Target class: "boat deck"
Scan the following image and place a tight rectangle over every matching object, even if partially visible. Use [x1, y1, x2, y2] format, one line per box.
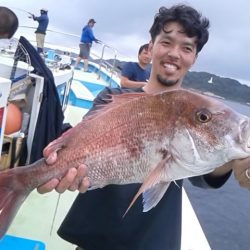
[4, 187, 210, 250]
[6, 191, 77, 250]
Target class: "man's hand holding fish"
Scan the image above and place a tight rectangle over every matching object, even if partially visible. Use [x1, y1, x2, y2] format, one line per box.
[231, 157, 250, 188]
[37, 164, 90, 194]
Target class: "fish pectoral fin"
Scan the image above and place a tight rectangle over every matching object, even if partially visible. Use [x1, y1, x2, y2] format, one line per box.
[123, 154, 171, 217]
[142, 182, 171, 212]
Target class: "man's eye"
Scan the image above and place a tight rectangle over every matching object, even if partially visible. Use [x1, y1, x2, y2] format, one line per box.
[184, 47, 192, 52]
[162, 41, 170, 45]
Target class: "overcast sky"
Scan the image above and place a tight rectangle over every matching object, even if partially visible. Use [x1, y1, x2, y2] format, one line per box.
[1, 0, 250, 85]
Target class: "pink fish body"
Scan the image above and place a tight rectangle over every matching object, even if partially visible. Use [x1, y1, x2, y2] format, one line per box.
[0, 89, 250, 237]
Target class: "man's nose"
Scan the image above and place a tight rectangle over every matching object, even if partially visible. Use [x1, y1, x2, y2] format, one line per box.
[146, 53, 152, 60]
[167, 47, 180, 59]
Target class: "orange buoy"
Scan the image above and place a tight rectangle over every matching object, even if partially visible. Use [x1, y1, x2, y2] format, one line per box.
[4, 103, 22, 135]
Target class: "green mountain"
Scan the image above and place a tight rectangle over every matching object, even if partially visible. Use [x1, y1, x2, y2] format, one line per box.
[183, 71, 250, 104]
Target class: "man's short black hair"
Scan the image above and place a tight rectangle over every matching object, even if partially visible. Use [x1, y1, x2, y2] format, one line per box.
[138, 43, 149, 55]
[149, 4, 210, 53]
[0, 7, 19, 39]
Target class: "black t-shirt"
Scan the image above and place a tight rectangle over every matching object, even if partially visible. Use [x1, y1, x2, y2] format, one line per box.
[57, 87, 230, 250]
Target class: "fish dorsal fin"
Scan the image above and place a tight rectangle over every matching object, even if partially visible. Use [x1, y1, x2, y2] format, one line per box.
[84, 92, 149, 122]
[109, 92, 149, 103]
[123, 153, 171, 217]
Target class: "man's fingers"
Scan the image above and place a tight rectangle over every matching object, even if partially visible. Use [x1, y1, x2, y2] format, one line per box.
[37, 179, 59, 194]
[79, 177, 90, 193]
[45, 151, 58, 165]
[68, 164, 89, 192]
[37, 164, 89, 194]
[232, 158, 250, 189]
[55, 168, 77, 193]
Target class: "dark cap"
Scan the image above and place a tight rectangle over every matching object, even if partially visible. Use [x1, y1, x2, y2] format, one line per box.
[40, 8, 48, 12]
[88, 18, 96, 24]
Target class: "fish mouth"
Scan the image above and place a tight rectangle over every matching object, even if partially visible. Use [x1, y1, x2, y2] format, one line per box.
[240, 118, 250, 153]
[235, 117, 250, 155]
[247, 136, 250, 150]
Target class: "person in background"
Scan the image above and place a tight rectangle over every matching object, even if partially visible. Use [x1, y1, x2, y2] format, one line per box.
[120, 43, 151, 88]
[0, 6, 18, 39]
[74, 18, 100, 72]
[38, 4, 250, 250]
[29, 8, 49, 54]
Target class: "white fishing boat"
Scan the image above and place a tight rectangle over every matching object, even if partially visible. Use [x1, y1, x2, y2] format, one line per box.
[0, 30, 211, 250]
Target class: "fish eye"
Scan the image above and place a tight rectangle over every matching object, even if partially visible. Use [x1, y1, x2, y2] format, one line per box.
[195, 109, 212, 123]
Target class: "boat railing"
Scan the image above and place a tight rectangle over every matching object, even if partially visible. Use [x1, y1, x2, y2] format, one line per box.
[17, 26, 121, 83]
[96, 43, 118, 84]
[0, 38, 32, 81]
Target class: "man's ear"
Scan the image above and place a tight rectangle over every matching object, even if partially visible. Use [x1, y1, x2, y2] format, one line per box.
[192, 53, 198, 66]
[148, 41, 153, 51]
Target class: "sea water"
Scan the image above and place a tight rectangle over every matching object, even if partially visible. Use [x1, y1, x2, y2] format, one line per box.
[184, 99, 250, 250]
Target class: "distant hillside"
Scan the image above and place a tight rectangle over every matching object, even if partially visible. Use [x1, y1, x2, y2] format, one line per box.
[183, 71, 250, 104]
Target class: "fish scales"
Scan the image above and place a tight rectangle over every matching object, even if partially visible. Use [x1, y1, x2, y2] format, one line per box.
[70, 94, 172, 186]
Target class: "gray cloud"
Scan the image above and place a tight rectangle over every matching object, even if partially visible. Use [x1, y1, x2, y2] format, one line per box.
[1, 0, 250, 84]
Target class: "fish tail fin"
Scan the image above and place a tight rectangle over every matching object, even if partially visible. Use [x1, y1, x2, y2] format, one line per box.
[0, 170, 30, 238]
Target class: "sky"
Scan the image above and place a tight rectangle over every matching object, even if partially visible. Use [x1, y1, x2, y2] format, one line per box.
[1, 0, 250, 86]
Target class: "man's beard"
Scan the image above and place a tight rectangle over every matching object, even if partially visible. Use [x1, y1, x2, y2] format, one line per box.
[157, 74, 178, 86]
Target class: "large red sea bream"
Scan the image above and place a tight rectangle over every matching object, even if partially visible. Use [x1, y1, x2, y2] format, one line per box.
[0, 89, 250, 237]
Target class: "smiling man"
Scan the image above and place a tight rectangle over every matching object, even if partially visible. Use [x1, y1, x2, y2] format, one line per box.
[55, 6, 211, 249]
[145, 21, 198, 92]
[120, 43, 151, 89]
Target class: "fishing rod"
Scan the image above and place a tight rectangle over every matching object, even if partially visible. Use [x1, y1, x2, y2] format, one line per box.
[19, 25, 81, 39]
[9, 7, 34, 17]
[9, 8, 109, 53]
